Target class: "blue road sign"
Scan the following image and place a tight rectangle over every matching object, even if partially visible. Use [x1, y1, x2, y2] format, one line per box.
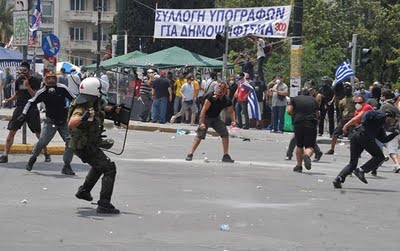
[42, 33, 60, 56]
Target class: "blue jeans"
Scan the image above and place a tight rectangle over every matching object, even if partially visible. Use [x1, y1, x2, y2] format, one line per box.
[32, 117, 74, 164]
[174, 96, 182, 114]
[272, 106, 286, 132]
[236, 101, 249, 127]
[152, 97, 168, 123]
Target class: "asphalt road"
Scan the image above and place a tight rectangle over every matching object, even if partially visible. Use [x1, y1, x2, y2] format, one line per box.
[0, 123, 399, 251]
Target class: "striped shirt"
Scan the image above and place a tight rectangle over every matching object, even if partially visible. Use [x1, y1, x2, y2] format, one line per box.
[140, 80, 152, 96]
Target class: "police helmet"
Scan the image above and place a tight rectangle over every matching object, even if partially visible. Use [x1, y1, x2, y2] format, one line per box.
[75, 77, 102, 104]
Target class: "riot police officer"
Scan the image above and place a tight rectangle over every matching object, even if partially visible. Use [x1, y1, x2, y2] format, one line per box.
[333, 109, 398, 188]
[68, 77, 120, 214]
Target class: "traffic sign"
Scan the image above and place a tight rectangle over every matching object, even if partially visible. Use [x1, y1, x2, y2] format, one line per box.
[42, 33, 60, 56]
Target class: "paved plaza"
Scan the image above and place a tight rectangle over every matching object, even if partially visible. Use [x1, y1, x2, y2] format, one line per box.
[0, 118, 399, 251]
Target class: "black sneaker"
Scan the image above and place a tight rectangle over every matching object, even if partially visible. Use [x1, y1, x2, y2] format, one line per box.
[75, 186, 93, 201]
[44, 153, 51, 162]
[353, 168, 368, 184]
[293, 165, 302, 173]
[222, 154, 234, 163]
[371, 169, 377, 176]
[325, 149, 334, 155]
[61, 164, 75, 175]
[303, 154, 312, 170]
[97, 202, 120, 214]
[26, 156, 37, 171]
[333, 177, 342, 189]
[0, 155, 8, 163]
[314, 152, 323, 162]
[185, 154, 193, 161]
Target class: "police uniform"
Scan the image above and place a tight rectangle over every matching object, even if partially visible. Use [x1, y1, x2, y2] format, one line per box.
[69, 77, 119, 214]
[333, 110, 398, 188]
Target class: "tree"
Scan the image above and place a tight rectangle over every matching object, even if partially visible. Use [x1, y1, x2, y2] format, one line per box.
[0, 0, 13, 44]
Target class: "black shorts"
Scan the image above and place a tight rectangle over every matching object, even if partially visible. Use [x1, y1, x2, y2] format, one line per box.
[332, 119, 354, 137]
[7, 106, 41, 133]
[196, 117, 229, 140]
[294, 125, 317, 148]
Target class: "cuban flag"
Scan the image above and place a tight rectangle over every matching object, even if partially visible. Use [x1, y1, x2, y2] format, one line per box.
[335, 60, 355, 84]
[30, 0, 42, 38]
[240, 81, 261, 120]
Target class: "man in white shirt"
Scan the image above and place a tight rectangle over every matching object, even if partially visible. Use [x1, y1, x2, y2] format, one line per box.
[249, 35, 268, 83]
[67, 68, 81, 95]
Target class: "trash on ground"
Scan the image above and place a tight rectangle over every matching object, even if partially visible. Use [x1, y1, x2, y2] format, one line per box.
[21, 199, 28, 204]
[219, 224, 230, 231]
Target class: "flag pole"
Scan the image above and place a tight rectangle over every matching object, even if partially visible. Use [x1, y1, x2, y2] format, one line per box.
[350, 34, 357, 87]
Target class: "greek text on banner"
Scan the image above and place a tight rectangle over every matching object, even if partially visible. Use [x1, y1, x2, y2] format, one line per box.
[154, 6, 291, 39]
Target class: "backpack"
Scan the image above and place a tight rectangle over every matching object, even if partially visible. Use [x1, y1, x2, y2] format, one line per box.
[263, 43, 272, 56]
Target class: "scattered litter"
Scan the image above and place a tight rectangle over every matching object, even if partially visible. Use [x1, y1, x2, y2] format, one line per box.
[171, 136, 176, 139]
[126, 204, 129, 207]
[183, 189, 193, 192]
[176, 129, 188, 136]
[299, 189, 312, 193]
[242, 138, 250, 141]
[219, 224, 230, 231]
[226, 215, 230, 218]
[339, 142, 345, 146]
[204, 157, 209, 163]
[162, 156, 167, 159]
[256, 185, 262, 189]
[138, 216, 142, 219]
[109, 231, 113, 235]
[317, 179, 324, 183]
[21, 199, 28, 204]
[43, 187, 48, 191]
[157, 210, 162, 214]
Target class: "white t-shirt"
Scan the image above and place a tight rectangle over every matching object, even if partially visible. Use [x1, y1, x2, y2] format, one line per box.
[197, 79, 207, 97]
[256, 38, 266, 59]
[100, 73, 110, 95]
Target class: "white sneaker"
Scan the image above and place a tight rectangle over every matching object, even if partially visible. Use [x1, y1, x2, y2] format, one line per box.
[170, 115, 176, 123]
[393, 166, 400, 173]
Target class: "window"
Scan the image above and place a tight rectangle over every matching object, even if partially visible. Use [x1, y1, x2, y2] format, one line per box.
[70, 27, 84, 40]
[72, 56, 84, 66]
[42, 2, 53, 24]
[93, 0, 108, 11]
[70, 0, 85, 11]
[93, 28, 108, 41]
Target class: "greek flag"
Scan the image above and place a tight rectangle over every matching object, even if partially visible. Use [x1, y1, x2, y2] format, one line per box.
[240, 81, 261, 120]
[30, 0, 42, 37]
[335, 60, 355, 84]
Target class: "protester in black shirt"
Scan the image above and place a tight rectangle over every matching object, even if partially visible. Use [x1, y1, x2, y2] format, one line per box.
[185, 81, 236, 163]
[287, 88, 319, 172]
[318, 76, 335, 136]
[0, 62, 50, 163]
[23, 72, 76, 175]
[252, 74, 266, 129]
[151, 72, 172, 124]
[333, 110, 398, 188]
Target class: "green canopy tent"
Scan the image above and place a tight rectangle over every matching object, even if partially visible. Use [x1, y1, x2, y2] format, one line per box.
[84, 50, 147, 70]
[120, 46, 233, 69]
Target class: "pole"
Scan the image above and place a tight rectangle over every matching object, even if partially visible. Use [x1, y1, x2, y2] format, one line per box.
[22, 46, 27, 144]
[112, 34, 117, 58]
[124, 31, 128, 54]
[116, 0, 126, 55]
[222, 19, 229, 81]
[96, 0, 102, 73]
[32, 47, 36, 73]
[350, 34, 357, 87]
[289, 0, 303, 97]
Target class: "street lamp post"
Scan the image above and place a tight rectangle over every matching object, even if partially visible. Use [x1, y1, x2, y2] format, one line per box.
[96, 0, 102, 73]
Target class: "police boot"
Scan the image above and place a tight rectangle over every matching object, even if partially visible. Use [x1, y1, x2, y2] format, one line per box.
[75, 185, 93, 201]
[96, 200, 120, 214]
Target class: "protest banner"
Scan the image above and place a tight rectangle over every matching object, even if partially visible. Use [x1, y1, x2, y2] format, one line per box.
[154, 6, 291, 39]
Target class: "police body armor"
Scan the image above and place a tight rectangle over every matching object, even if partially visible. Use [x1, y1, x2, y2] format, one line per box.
[68, 99, 105, 150]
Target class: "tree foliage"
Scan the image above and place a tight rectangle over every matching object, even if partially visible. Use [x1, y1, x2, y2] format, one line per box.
[0, 0, 14, 43]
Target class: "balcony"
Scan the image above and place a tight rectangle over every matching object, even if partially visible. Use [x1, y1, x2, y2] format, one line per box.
[64, 10, 116, 24]
[64, 40, 109, 52]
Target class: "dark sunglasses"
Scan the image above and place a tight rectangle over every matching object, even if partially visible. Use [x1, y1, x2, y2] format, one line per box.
[355, 102, 363, 104]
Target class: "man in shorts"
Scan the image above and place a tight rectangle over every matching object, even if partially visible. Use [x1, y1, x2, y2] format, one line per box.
[0, 62, 49, 163]
[287, 88, 319, 172]
[185, 81, 236, 162]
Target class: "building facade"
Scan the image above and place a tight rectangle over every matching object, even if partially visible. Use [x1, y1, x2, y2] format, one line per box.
[26, 0, 117, 66]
